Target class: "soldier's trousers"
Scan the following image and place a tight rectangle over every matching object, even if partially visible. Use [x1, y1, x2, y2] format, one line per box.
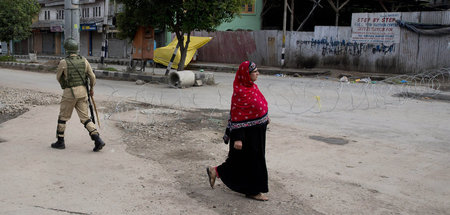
[56, 96, 98, 138]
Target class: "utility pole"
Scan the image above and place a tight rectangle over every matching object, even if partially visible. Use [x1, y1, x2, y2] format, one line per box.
[290, 0, 294, 31]
[64, 0, 80, 50]
[281, 0, 287, 67]
[101, 0, 110, 66]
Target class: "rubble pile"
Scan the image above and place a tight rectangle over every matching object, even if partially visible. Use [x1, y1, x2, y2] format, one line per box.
[0, 86, 60, 122]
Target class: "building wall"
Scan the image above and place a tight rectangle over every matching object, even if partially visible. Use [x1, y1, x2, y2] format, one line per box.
[216, 0, 263, 31]
[108, 38, 130, 58]
[33, 1, 64, 55]
[0, 42, 5, 55]
[193, 11, 450, 74]
[27, 0, 126, 57]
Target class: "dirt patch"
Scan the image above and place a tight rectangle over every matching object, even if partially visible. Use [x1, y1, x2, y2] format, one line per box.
[309, 136, 349, 145]
[102, 100, 321, 215]
[103, 100, 228, 162]
[0, 87, 60, 124]
[0, 110, 29, 124]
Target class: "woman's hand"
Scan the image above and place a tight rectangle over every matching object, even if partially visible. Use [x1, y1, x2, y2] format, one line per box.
[234, 140, 243, 150]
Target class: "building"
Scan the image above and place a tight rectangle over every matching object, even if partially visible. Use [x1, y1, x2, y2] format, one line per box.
[0, 42, 5, 55]
[215, 0, 263, 31]
[28, 0, 65, 55]
[17, 0, 263, 58]
[15, 0, 131, 58]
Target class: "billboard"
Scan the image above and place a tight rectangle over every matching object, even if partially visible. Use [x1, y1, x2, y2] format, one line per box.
[351, 12, 401, 44]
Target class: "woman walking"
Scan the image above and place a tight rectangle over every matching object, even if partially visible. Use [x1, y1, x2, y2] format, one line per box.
[207, 61, 270, 201]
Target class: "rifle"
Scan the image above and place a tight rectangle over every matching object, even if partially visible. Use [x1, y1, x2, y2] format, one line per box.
[85, 81, 96, 124]
[67, 57, 96, 124]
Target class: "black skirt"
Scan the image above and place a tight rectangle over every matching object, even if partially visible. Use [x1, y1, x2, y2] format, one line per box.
[217, 122, 268, 195]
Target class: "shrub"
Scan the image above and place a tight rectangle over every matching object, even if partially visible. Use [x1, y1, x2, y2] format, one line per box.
[0, 55, 16, 62]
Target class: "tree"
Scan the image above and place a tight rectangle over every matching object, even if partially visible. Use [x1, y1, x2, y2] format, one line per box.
[117, 0, 250, 71]
[327, 0, 351, 26]
[261, 0, 438, 30]
[0, 0, 40, 55]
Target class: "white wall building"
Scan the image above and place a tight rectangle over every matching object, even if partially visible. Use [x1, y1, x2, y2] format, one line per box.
[17, 0, 131, 58]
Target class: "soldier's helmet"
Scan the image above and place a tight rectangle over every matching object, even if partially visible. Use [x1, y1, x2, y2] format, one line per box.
[64, 38, 78, 54]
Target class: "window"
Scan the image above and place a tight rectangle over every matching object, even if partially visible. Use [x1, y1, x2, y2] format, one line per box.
[57, 10, 64, 20]
[241, 2, 255, 14]
[93, 6, 101, 17]
[44, 10, 51, 20]
[82, 8, 90, 18]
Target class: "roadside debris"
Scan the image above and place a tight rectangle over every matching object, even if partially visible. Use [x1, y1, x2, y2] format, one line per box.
[339, 76, 349, 82]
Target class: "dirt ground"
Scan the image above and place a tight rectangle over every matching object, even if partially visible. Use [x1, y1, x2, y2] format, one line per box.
[102, 96, 450, 215]
[0, 90, 320, 214]
[99, 100, 321, 214]
[1, 71, 450, 214]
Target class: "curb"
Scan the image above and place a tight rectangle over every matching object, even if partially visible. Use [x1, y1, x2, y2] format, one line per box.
[13, 55, 330, 77]
[187, 63, 329, 76]
[93, 69, 167, 83]
[0, 61, 167, 84]
[13, 55, 130, 65]
[0, 61, 56, 72]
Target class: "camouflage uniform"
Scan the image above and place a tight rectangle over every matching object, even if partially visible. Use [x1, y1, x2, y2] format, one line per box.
[51, 38, 105, 152]
[55, 54, 98, 138]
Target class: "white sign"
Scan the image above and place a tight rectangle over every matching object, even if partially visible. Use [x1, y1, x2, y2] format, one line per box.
[351, 12, 401, 44]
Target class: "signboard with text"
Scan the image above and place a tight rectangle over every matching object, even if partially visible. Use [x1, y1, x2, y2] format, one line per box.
[351, 12, 400, 44]
[50, 25, 63, 32]
[80, 23, 97, 31]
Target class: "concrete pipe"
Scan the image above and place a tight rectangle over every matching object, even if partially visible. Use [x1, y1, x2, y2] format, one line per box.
[169, 70, 195, 88]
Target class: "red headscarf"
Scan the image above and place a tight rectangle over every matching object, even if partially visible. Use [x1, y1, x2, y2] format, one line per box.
[230, 61, 268, 124]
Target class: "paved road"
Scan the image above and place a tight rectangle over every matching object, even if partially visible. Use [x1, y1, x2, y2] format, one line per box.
[1, 67, 447, 143]
[1, 67, 449, 214]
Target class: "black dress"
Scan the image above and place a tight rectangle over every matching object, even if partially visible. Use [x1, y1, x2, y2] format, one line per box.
[217, 122, 268, 196]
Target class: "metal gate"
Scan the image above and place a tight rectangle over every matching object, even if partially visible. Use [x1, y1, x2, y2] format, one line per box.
[42, 32, 55, 55]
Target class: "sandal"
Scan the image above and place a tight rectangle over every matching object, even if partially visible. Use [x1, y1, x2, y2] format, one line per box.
[246, 193, 269, 201]
[206, 166, 216, 189]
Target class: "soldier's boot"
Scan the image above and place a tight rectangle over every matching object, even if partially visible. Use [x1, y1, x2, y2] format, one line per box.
[51, 137, 65, 149]
[91, 134, 105, 152]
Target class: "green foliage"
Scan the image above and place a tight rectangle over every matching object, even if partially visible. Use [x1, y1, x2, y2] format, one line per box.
[0, 0, 40, 55]
[103, 67, 118, 72]
[117, 0, 250, 70]
[117, 0, 250, 40]
[0, 55, 16, 62]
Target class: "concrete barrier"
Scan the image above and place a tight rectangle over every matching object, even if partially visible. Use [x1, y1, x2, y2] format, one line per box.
[169, 70, 195, 88]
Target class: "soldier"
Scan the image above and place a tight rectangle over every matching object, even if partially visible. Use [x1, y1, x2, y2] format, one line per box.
[51, 38, 105, 152]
